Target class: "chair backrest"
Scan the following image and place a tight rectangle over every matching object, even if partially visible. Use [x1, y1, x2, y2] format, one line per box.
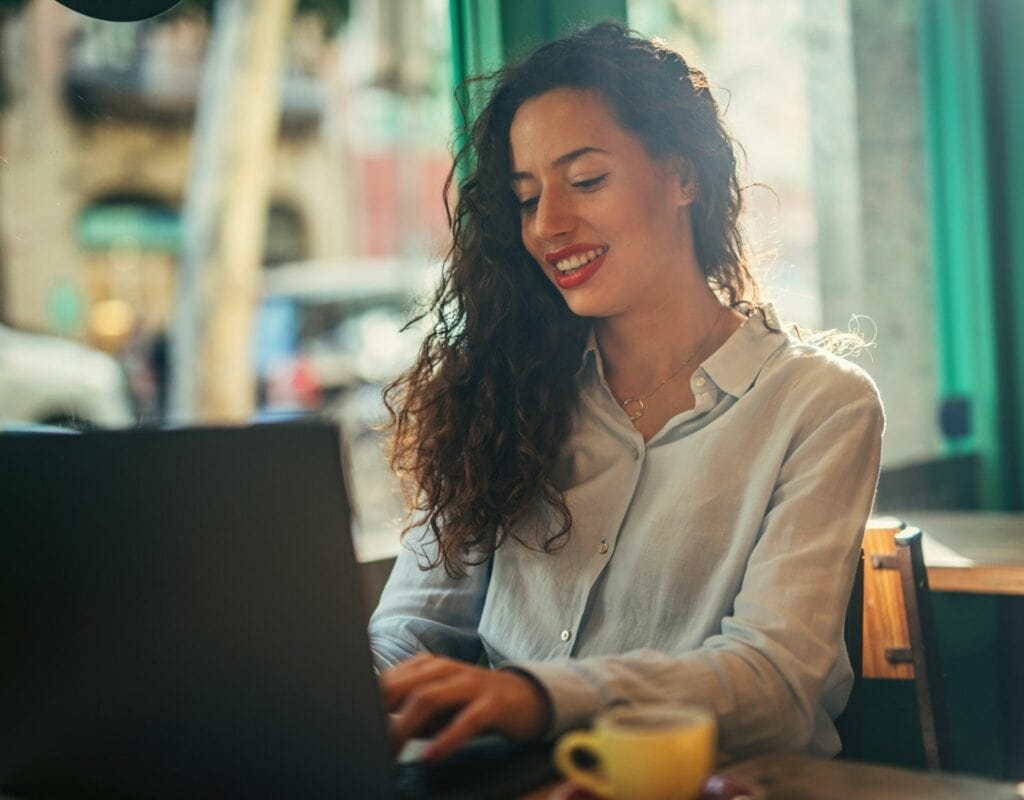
[842, 518, 953, 770]
[894, 527, 953, 770]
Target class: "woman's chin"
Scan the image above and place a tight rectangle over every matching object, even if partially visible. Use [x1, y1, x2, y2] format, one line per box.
[553, 286, 609, 318]
[563, 299, 605, 319]
[563, 298, 620, 320]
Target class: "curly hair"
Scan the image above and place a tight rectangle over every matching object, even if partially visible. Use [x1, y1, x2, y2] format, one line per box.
[383, 21, 758, 576]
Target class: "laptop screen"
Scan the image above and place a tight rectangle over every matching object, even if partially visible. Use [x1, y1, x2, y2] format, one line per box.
[0, 423, 395, 799]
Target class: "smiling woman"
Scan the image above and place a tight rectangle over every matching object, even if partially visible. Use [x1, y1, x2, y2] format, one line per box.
[371, 21, 884, 764]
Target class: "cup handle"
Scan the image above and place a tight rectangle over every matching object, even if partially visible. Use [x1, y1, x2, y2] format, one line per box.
[553, 731, 614, 798]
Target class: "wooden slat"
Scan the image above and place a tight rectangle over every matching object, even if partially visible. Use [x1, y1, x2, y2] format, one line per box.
[862, 523, 914, 680]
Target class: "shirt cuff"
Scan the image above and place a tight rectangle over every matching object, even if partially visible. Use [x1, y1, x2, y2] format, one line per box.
[500, 659, 613, 738]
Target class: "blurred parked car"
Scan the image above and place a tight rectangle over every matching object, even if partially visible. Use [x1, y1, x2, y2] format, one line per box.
[255, 257, 436, 411]
[0, 322, 134, 430]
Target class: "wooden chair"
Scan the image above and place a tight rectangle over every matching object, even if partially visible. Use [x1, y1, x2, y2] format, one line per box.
[893, 525, 954, 769]
[838, 518, 953, 770]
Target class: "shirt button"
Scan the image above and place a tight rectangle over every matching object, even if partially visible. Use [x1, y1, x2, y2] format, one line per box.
[632, 446, 641, 460]
[597, 541, 609, 554]
[694, 375, 707, 388]
[560, 629, 572, 642]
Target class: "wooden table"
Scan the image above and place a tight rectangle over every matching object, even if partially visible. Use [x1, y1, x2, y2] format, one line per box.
[523, 753, 1022, 799]
[717, 752, 1020, 799]
[878, 511, 1024, 595]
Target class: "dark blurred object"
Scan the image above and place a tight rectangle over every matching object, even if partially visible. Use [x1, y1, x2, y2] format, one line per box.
[939, 395, 972, 439]
[875, 454, 981, 512]
[54, 0, 183, 22]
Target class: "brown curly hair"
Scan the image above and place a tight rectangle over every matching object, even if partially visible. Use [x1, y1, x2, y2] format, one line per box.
[383, 21, 758, 576]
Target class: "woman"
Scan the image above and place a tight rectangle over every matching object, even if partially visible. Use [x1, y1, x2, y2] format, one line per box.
[369, 21, 883, 763]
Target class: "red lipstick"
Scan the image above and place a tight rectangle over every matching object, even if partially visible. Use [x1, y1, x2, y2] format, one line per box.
[546, 244, 609, 290]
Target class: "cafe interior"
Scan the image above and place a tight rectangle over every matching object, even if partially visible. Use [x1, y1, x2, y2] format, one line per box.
[0, 0, 1021, 797]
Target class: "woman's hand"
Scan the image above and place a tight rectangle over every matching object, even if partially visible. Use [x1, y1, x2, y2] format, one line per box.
[379, 653, 550, 761]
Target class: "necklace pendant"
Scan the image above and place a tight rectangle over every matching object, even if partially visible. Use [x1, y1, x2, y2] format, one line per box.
[622, 396, 645, 421]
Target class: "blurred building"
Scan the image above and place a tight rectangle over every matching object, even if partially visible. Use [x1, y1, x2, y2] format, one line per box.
[0, 0, 450, 355]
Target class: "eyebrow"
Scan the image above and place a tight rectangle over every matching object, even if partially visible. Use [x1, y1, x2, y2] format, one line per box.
[510, 146, 610, 183]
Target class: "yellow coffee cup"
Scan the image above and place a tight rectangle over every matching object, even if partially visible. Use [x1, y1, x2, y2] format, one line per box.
[554, 703, 716, 800]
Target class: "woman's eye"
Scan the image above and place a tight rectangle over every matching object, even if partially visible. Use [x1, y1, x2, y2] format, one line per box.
[518, 196, 539, 213]
[572, 174, 608, 191]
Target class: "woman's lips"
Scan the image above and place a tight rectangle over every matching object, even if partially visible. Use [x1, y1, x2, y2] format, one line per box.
[553, 250, 608, 289]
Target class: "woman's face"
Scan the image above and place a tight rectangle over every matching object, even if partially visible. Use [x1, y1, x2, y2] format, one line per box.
[509, 87, 696, 320]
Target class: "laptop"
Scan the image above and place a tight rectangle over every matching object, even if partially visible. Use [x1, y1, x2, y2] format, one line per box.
[0, 423, 554, 799]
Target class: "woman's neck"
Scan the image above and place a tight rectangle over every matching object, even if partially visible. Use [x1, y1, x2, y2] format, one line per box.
[594, 286, 732, 389]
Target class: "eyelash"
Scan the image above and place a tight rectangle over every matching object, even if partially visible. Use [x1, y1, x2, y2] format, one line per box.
[574, 174, 609, 191]
[518, 173, 609, 214]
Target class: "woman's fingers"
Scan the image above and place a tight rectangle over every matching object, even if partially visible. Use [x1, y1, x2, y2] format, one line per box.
[389, 672, 478, 749]
[379, 655, 550, 760]
[420, 672, 548, 760]
[380, 653, 457, 711]
[421, 695, 493, 761]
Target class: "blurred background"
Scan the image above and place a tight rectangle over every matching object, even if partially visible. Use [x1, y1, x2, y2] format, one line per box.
[0, 0, 1021, 775]
[0, 0, 456, 550]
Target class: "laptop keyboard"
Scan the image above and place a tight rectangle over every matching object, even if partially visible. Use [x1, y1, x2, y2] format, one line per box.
[394, 737, 556, 800]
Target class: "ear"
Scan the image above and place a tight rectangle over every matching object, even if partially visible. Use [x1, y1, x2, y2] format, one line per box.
[666, 156, 698, 208]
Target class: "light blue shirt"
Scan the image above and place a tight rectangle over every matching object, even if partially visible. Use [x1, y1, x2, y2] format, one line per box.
[369, 305, 884, 758]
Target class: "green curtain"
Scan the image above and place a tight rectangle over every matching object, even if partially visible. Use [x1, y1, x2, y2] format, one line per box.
[978, 0, 1024, 510]
[447, 0, 626, 156]
[921, 0, 1007, 508]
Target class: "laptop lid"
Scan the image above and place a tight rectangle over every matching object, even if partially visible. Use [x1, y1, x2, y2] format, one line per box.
[0, 423, 395, 799]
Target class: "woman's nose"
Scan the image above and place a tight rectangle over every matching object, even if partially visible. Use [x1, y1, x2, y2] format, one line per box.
[533, 192, 574, 241]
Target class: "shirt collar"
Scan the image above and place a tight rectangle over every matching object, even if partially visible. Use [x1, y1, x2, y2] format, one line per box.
[702, 302, 789, 397]
[577, 302, 789, 397]
[578, 328, 601, 378]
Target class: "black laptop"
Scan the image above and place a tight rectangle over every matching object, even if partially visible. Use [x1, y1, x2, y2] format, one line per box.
[0, 423, 554, 799]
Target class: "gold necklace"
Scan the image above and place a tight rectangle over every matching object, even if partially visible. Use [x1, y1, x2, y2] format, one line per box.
[618, 304, 727, 422]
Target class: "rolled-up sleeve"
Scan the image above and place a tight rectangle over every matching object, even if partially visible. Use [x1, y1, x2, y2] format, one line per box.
[368, 529, 490, 671]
